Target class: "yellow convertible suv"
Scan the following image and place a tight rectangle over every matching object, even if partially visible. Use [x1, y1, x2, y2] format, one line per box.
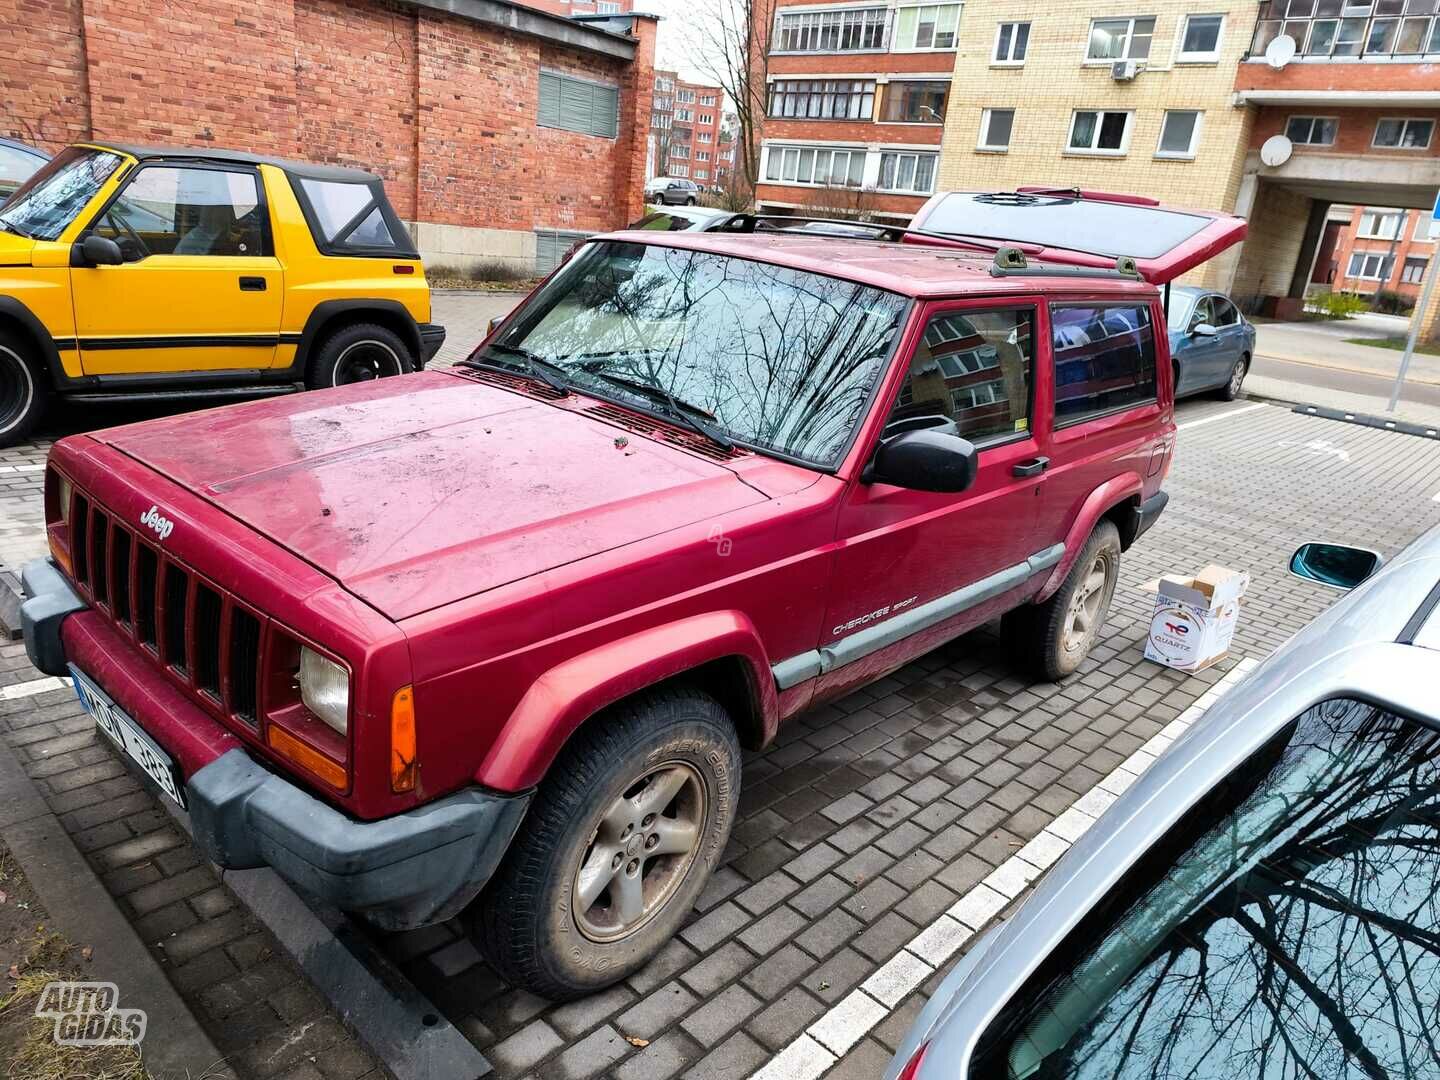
[0, 142, 444, 445]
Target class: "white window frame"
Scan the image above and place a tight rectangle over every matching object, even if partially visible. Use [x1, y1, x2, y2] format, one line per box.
[697, 150, 712, 162]
[876, 150, 939, 194]
[699, 113, 714, 124]
[773, 7, 890, 55]
[977, 108, 1015, 152]
[1346, 252, 1390, 280]
[1066, 110, 1133, 156]
[1357, 210, 1404, 240]
[675, 108, 693, 122]
[1285, 115, 1338, 147]
[676, 89, 696, 104]
[596, 1, 621, 12]
[1373, 117, 1435, 151]
[1402, 256, 1428, 285]
[1156, 110, 1203, 159]
[696, 169, 710, 180]
[1176, 13, 1224, 61]
[992, 21, 1030, 65]
[670, 144, 689, 159]
[761, 142, 868, 189]
[697, 131, 713, 143]
[1084, 16, 1156, 63]
[892, 4, 961, 52]
[670, 163, 690, 177]
[699, 94, 717, 106]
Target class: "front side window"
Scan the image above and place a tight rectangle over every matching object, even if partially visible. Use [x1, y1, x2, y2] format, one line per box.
[1051, 304, 1157, 423]
[489, 242, 908, 468]
[1209, 296, 1239, 327]
[775, 8, 888, 53]
[94, 166, 263, 259]
[767, 79, 877, 120]
[1285, 115, 1337, 146]
[0, 146, 122, 242]
[886, 308, 1034, 443]
[1178, 13, 1224, 58]
[764, 145, 866, 188]
[880, 81, 949, 123]
[877, 152, 937, 194]
[994, 21, 1031, 63]
[972, 698, 1440, 1080]
[1087, 16, 1155, 61]
[979, 109, 1015, 151]
[1068, 111, 1131, 154]
[1374, 117, 1435, 150]
[1157, 110, 1202, 158]
[894, 3, 961, 49]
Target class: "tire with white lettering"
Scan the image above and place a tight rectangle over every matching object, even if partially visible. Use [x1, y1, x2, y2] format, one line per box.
[304, 322, 414, 389]
[472, 685, 740, 999]
[0, 333, 46, 448]
[1004, 519, 1120, 681]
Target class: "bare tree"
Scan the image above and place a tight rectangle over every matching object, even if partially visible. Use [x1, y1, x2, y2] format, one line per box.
[680, 0, 771, 190]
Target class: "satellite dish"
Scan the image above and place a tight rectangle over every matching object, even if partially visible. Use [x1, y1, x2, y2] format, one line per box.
[1265, 34, 1297, 69]
[1261, 134, 1294, 167]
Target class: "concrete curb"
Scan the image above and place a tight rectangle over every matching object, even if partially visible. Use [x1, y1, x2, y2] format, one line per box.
[0, 568, 22, 642]
[0, 729, 235, 1080]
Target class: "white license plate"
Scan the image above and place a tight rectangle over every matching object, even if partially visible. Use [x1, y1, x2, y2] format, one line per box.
[70, 666, 187, 809]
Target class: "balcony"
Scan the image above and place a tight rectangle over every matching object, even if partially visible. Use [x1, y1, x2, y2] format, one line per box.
[1246, 1, 1440, 61]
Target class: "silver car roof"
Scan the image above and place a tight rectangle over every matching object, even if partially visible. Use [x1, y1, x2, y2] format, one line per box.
[914, 522, 1440, 1074]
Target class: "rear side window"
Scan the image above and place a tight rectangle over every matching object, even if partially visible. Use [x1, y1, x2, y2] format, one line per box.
[294, 177, 413, 257]
[971, 698, 1440, 1079]
[1051, 304, 1157, 425]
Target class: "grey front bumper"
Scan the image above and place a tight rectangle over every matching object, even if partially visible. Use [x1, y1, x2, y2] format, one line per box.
[21, 557, 86, 676]
[189, 750, 529, 931]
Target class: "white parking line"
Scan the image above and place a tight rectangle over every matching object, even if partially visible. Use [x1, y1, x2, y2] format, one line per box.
[0, 676, 71, 701]
[1176, 402, 1270, 432]
[749, 656, 1261, 1080]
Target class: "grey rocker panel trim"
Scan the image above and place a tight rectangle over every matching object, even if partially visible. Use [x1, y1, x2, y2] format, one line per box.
[772, 543, 1065, 691]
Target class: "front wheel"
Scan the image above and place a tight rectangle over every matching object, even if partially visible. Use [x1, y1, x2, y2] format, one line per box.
[1218, 353, 1249, 401]
[472, 685, 740, 999]
[305, 323, 415, 390]
[1003, 520, 1121, 681]
[0, 333, 47, 448]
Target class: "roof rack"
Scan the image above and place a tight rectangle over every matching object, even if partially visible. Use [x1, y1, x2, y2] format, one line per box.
[720, 213, 1142, 281]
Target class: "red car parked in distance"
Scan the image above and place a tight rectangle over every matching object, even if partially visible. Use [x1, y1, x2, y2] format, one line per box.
[23, 191, 1245, 998]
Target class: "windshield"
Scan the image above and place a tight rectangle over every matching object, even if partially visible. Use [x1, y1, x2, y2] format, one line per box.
[487, 241, 909, 468]
[973, 698, 1440, 1080]
[0, 146, 123, 241]
[1166, 294, 1193, 331]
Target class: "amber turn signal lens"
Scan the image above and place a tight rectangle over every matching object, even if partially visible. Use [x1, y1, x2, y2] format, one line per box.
[267, 723, 346, 790]
[391, 685, 417, 793]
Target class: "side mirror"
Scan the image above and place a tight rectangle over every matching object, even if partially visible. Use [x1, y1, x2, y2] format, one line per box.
[76, 234, 123, 267]
[1190, 322, 1218, 337]
[486, 316, 503, 337]
[864, 428, 977, 493]
[1289, 543, 1382, 590]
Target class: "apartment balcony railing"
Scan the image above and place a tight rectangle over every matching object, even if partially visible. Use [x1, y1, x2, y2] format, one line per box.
[1246, 0, 1440, 60]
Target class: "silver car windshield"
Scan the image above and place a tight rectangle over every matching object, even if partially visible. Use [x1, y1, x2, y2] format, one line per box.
[974, 697, 1440, 1079]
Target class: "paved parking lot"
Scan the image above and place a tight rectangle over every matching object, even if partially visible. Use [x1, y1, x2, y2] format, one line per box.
[3, 309, 1440, 1079]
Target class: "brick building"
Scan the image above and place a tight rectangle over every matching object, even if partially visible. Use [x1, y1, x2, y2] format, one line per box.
[2, 0, 657, 274]
[750, 0, 958, 220]
[1322, 204, 1435, 304]
[648, 72, 726, 187]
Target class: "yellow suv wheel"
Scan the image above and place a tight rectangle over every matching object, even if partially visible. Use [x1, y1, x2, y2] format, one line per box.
[305, 323, 416, 389]
[0, 333, 46, 448]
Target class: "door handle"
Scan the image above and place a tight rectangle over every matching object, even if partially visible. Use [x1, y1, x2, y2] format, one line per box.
[238, 276, 267, 292]
[1012, 456, 1049, 478]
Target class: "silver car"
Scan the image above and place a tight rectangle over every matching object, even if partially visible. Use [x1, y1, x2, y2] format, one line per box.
[889, 525, 1440, 1080]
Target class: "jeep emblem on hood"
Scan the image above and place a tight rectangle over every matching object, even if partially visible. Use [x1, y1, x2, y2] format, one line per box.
[140, 505, 174, 542]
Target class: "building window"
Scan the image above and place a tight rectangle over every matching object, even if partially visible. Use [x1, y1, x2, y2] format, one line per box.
[1068, 110, 1132, 154]
[697, 131, 713, 143]
[894, 4, 961, 50]
[993, 21, 1030, 63]
[1403, 257, 1428, 285]
[655, 76, 673, 91]
[775, 8, 888, 53]
[676, 89, 696, 104]
[699, 113, 714, 124]
[538, 71, 620, 138]
[877, 151, 938, 194]
[764, 144, 866, 187]
[1249, 4, 1440, 59]
[700, 94, 717, 106]
[697, 151, 711, 162]
[675, 108, 694, 122]
[1347, 252, 1392, 280]
[596, 1, 621, 12]
[1178, 13, 1224, 59]
[880, 81, 949, 123]
[670, 144, 689, 159]
[670, 164, 689, 177]
[1087, 17, 1155, 61]
[1157, 110, 1202, 159]
[1285, 116, 1338, 146]
[1374, 117, 1434, 150]
[1052, 305, 1158, 425]
[1358, 210, 1404, 240]
[978, 108, 1015, 151]
[767, 79, 877, 120]
[696, 169, 709, 180]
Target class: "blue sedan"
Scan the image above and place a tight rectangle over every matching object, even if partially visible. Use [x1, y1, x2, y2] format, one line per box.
[1166, 285, 1255, 401]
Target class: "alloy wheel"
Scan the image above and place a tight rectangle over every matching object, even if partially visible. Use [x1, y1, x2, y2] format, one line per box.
[572, 762, 707, 943]
[1229, 357, 1247, 397]
[333, 340, 403, 385]
[1062, 551, 1110, 656]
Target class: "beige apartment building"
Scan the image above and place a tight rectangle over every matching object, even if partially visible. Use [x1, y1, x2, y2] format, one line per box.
[937, 1, 1258, 288]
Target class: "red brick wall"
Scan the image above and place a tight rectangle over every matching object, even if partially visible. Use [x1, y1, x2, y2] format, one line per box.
[1237, 60, 1440, 95]
[2, 0, 652, 235]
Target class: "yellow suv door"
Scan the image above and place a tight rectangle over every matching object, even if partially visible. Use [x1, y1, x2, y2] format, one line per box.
[70, 162, 283, 375]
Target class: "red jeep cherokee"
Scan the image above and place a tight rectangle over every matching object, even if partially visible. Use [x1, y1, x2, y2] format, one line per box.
[23, 191, 1244, 999]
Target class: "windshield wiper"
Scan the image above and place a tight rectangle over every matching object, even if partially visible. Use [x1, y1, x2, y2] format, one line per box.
[462, 344, 571, 396]
[575, 366, 735, 452]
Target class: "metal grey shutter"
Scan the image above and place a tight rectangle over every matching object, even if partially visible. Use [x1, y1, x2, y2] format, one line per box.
[559, 78, 594, 135]
[535, 231, 563, 275]
[538, 72, 562, 128]
[540, 72, 619, 137]
[591, 84, 619, 138]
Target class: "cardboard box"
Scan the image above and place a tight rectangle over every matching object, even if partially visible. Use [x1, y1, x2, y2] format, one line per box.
[1141, 564, 1249, 673]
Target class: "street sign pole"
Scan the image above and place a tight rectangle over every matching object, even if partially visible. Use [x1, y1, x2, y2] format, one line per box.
[1387, 191, 1440, 413]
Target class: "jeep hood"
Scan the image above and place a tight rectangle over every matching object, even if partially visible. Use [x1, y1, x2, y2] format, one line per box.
[93, 373, 769, 619]
[0, 230, 35, 265]
[908, 189, 1248, 284]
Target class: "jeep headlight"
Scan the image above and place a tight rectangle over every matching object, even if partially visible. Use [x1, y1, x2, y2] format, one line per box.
[57, 473, 73, 527]
[299, 647, 349, 735]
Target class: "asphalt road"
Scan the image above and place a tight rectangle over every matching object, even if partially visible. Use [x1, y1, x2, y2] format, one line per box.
[1250, 352, 1440, 410]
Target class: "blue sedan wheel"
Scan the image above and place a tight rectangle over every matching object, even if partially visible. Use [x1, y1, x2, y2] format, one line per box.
[1218, 353, 1248, 401]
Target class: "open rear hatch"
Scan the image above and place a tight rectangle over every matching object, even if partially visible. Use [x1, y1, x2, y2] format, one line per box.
[907, 189, 1248, 284]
